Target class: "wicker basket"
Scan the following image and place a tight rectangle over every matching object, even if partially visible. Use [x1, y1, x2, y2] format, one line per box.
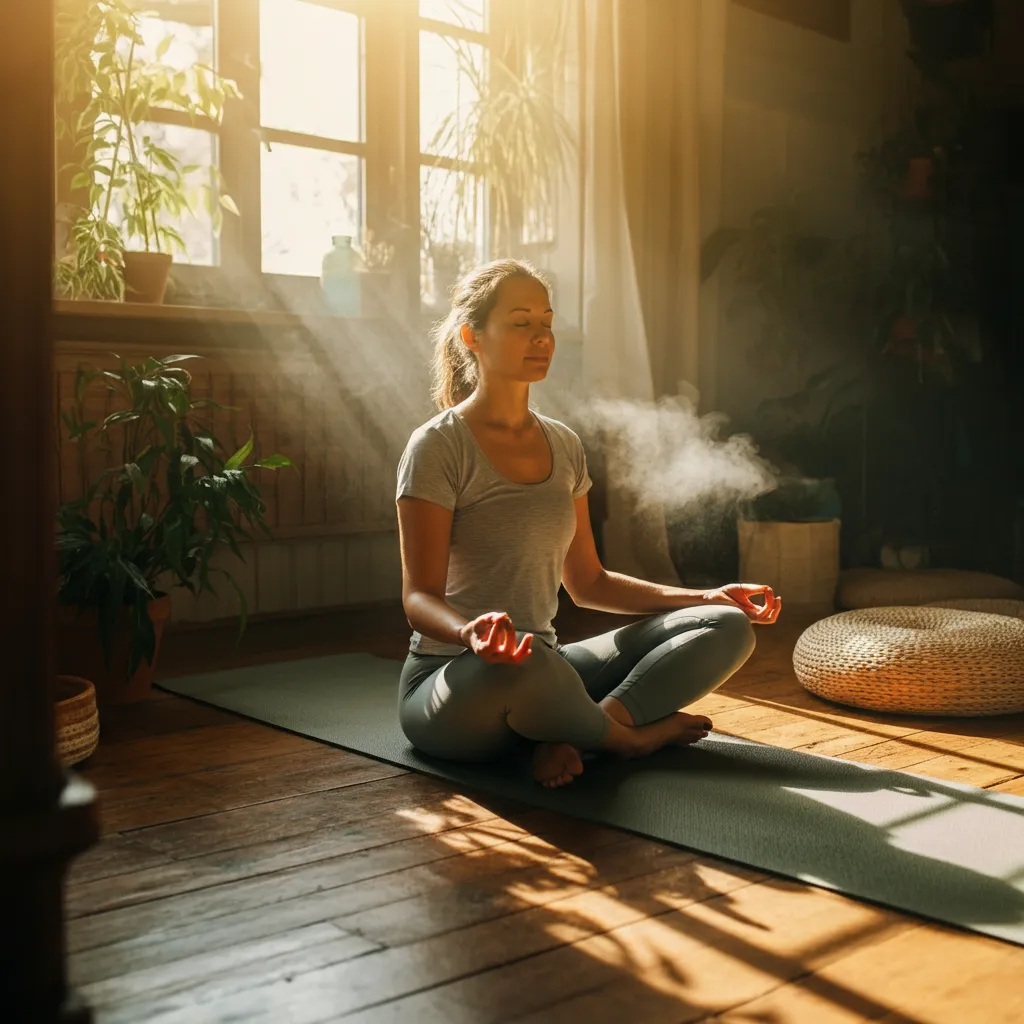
[793, 606, 1024, 717]
[55, 674, 99, 766]
[737, 517, 840, 606]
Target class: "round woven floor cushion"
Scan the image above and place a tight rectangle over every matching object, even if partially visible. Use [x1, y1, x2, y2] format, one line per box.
[837, 568, 1023, 610]
[793, 606, 1024, 716]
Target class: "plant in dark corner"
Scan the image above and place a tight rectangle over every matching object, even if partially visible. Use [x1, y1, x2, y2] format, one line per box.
[56, 354, 292, 687]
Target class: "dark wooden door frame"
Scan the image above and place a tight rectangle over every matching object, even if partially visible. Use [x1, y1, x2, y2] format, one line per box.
[0, 0, 100, 1019]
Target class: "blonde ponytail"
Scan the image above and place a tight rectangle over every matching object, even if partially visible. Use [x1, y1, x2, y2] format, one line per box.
[429, 258, 549, 410]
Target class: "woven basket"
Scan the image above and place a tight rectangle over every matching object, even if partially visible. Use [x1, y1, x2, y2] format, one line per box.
[793, 606, 1024, 717]
[737, 518, 840, 605]
[55, 675, 99, 766]
[926, 598, 1024, 620]
[837, 568, 1023, 610]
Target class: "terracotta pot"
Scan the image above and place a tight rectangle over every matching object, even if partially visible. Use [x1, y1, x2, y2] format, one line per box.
[55, 595, 173, 706]
[55, 675, 99, 766]
[123, 251, 173, 304]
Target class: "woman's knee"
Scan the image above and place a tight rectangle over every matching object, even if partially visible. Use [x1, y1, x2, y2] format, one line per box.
[703, 604, 756, 662]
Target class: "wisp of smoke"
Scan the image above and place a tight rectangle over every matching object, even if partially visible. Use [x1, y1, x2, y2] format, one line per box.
[571, 395, 776, 514]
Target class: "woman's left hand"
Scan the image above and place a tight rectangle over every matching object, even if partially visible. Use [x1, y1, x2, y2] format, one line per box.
[703, 583, 782, 625]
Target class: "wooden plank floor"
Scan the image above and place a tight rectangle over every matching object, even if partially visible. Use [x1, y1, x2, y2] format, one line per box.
[66, 600, 1024, 1023]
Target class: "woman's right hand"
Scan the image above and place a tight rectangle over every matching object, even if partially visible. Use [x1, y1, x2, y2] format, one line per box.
[460, 612, 533, 664]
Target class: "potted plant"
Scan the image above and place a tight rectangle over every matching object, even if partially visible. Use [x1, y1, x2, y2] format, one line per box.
[55, 354, 292, 704]
[423, 0, 576, 260]
[54, 0, 240, 303]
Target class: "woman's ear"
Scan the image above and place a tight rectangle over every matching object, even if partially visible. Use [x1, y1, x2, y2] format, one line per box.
[460, 322, 478, 352]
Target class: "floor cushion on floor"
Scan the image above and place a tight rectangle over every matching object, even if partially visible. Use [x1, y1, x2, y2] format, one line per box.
[837, 568, 1023, 610]
[793, 606, 1024, 716]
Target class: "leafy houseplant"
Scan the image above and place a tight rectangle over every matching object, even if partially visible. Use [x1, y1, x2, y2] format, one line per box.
[56, 354, 291, 697]
[54, 0, 240, 303]
[422, 0, 576, 261]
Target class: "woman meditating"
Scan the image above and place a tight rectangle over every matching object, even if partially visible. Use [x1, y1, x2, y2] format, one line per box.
[396, 259, 781, 788]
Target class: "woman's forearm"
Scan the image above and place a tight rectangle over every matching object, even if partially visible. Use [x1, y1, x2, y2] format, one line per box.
[572, 569, 727, 615]
[403, 589, 471, 647]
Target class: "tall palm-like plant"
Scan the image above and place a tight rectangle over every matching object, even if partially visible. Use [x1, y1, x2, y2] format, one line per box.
[424, 0, 577, 258]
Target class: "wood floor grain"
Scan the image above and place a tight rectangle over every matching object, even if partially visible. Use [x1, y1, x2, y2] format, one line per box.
[67, 598, 1024, 1023]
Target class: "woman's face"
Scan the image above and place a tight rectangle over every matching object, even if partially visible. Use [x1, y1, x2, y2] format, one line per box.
[462, 275, 554, 385]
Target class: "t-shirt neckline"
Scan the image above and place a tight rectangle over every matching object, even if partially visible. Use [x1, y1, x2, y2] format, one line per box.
[452, 408, 556, 487]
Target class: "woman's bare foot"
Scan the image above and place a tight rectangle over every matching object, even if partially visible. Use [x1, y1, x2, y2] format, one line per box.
[671, 712, 712, 747]
[532, 742, 584, 788]
[602, 711, 713, 760]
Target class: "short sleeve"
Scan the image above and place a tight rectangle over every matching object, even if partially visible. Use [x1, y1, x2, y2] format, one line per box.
[396, 427, 460, 510]
[569, 431, 593, 500]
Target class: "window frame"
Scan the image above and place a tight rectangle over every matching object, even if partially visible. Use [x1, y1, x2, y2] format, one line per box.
[56, 0, 579, 321]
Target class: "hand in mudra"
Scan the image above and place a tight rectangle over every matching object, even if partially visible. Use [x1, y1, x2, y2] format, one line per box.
[461, 611, 534, 664]
[706, 583, 782, 625]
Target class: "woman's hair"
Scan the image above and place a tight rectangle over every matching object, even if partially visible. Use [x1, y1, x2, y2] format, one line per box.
[429, 258, 549, 410]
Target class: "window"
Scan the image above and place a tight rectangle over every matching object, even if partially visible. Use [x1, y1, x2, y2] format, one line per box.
[419, 2, 490, 309]
[258, 0, 364, 276]
[55, 0, 580, 318]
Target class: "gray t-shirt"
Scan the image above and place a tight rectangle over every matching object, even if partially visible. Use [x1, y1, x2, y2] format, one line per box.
[396, 408, 593, 656]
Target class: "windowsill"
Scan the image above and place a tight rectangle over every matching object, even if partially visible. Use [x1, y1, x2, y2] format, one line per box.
[53, 297, 382, 329]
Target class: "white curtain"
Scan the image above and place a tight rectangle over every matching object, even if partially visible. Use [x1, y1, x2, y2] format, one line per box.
[581, 0, 729, 583]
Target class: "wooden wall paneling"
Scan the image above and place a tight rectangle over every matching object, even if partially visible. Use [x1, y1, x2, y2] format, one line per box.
[222, 542, 259, 622]
[167, 571, 202, 623]
[253, 373, 279, 529]
[211, 372, 233, 457]
[255, 542, 296, 614]
[303, 375, 327, 527]
[339, 392, 366, 525]
[81, 373, 108, 526]
[230, 372, 255, 455]
[294, 540, 325, 610]
[363, 398, 396, 529]
[195, 543, 259, 623]
[344, 535, 374, 605]
[368, 532, 402, 602]
[57, 370, 81, 504]
[275, 376, 305, 528]
[320, 539, 350, 607]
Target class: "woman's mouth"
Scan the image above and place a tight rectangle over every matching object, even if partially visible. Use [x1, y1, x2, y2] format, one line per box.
[525, 356, 550, 364]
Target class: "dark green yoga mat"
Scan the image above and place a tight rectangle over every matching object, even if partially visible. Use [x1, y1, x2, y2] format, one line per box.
[159, 652, 1024, 946]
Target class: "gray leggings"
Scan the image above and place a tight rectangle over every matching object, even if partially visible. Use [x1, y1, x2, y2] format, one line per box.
[398, 604, 755, 761]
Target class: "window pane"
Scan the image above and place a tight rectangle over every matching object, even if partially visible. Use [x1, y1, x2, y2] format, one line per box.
[420, 164, 485, 308]
[260, 0, 361, 142]
[134, 2, 215, 109]
[417, 0, 485, 31]
[420, 30, 486, 158]
[262, 143, 362, 276]
[104, 122, 218, 266]
[419, 0, 487, 32]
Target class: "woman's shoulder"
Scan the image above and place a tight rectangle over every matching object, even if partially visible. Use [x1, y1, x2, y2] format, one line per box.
[534, 411, 585, 451]
[407, 408, 462, 448]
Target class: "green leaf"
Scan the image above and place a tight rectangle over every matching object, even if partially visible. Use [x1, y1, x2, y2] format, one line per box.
[124, 462, 144, 490]
[224, 433, 254, 471]
[218, 194, 240, 216]
[253, 454, 292, 470]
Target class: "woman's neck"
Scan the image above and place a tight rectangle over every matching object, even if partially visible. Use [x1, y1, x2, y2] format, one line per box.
[462, 379, 533, 432]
